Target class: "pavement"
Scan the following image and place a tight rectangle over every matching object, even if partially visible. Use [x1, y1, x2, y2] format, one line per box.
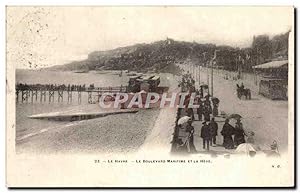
[177, 62, 288, 154]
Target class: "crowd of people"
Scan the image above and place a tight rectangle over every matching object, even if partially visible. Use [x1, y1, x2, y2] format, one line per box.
[175, 73, 248, 153]
[180, 73, 220, 122]
[220, 118, 246, 150]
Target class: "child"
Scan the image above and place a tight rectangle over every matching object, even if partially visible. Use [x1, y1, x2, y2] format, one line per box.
[246, 131, 255, 144]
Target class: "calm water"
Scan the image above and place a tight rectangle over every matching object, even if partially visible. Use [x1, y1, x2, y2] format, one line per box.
[16, 69, 130, 87]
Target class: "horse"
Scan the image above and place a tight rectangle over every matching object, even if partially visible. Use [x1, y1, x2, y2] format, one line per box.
[236, 84, 251, 100]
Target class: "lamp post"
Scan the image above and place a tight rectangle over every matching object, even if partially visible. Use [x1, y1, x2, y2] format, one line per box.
[192, 63, 195, 79]
[198, 64, 201, 85]
[202, 52, 208, 94]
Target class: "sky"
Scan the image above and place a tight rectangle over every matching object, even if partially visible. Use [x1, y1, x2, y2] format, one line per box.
[6, 6, 293, 69]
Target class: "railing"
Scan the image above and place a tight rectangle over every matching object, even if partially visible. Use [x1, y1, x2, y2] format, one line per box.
[16, 86, 128, 104]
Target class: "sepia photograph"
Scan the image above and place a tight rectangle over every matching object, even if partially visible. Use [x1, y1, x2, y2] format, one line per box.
[5, 6, 295, 187]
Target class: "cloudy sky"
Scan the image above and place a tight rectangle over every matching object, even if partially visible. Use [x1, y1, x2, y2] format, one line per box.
[7, 6, 293, 69]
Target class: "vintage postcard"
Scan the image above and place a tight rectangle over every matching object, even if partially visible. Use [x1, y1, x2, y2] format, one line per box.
[6, 6, 295, 187]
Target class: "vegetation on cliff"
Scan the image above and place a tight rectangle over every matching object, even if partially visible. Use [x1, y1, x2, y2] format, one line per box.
[50, 31, 289, 73]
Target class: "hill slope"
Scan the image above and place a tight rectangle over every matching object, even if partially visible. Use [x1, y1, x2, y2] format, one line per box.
[50, 32, 289, 73]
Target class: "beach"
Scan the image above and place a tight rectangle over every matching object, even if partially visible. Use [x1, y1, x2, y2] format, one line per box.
[16, 69, 179, 154]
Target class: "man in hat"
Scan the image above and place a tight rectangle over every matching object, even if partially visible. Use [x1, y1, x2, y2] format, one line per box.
[201, 121, 211, 150]
[203, 95, 212, 121]
[240, 82, 245, 90]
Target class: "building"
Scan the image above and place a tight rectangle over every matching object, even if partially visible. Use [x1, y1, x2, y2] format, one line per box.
[252, 60, 288, 100]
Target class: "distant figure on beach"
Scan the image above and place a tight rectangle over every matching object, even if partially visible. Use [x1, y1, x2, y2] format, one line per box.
[234, 119, 246, 147]
[201, 121, 211, 150]
[221, 119, 235, 149]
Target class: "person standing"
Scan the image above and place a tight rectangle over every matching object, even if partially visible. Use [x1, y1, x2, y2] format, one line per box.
[203, 107, 210, 121]
[197, 97, 203, 121]
[212, 97, 220, 117]
[201, 121, 211, 150]
[185, 119, 197, 153]
[186, 108, 194, 121]
[221, 119, 235, 149]
[199, 85, 204, 98]
[234, 119, 246, 147]
[203, 96, 212, 121]
[246, 131, 255, 144]
[184, 94, 195, 121]
[209, 117, 218, 146]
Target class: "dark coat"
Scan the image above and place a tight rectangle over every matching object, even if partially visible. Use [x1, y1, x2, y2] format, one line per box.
[185, 124, 194, 134]
[234, 122, 246, 146]
[185, 124, 196, 153]
[201, 124, 211, 139]
[203, 101, 212, 114]
[221, 123, 234, 136]
[209, 121, 218, 136]
[221, 123, 235, 149]
[197, 101, 203, 114]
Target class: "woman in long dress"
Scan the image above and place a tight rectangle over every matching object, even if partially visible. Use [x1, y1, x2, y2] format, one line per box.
[221, 119, 235, 149]
[185, 119, 197, 153]
[234, 119, 246, 147]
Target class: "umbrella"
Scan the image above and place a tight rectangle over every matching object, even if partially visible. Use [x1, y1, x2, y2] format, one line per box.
[200, 84, 208, 89]
[200, 98, 206, 102]
[235, 143, 260, 154]
[227, 113, 242, 120]
[177, 116, 191, 125]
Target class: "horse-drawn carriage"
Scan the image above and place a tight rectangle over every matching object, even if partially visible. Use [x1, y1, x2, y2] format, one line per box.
[236, 84, 251, 100]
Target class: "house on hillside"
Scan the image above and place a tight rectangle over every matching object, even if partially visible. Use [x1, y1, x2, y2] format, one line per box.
[252, 60, 288, 100]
